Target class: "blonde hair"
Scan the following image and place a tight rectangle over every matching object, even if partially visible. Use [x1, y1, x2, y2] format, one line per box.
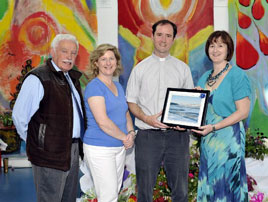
[89, 44, 123, 79]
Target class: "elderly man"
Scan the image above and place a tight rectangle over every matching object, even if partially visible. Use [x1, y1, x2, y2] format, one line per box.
[12, 34, 85, 202]
[126, 19, 194, 202]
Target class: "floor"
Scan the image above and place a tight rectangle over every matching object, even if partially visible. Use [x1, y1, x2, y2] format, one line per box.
[0, 167, 37, 202]
[0, 167, 83, 202]
[0, 142, 83, 202]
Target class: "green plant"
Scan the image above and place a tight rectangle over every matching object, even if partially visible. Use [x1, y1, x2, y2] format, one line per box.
[152, 142, 200, 202]
[246, 128, 268, 160]
[80, 129, 268, 202]
[0, 111, 13, 127]
[188, 142, 200, 201]
[153, 166, 171, 201]
[118, 173, 136, 202]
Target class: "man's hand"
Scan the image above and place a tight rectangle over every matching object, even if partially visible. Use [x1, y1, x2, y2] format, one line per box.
[171, 126, 187, 131]
[144, 111, 169, 129]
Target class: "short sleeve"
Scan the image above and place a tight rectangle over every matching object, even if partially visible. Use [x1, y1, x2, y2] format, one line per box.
[183, 64, 194, 89]
[197, 71, 210, 88]
[232, 70, 252, 101]
[84, 79, 105, 100]
[126, 66, 140, 103]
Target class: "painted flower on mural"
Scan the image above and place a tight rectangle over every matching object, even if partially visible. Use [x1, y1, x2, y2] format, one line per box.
[232, 0, 268, 125]
[0, 0, 96, 106]
[0, 11, 57, 101]
[119, 0, 211, 62]
[118, 0, 214, 89]
[134, 0, 211, 57]
[236, 0, 268, 65]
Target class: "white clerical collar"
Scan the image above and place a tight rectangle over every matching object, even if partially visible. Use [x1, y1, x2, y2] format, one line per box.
[152, 53, 171, 61]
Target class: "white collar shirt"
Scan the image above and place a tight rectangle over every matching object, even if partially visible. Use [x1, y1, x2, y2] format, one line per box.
[126, 53, 194, 129]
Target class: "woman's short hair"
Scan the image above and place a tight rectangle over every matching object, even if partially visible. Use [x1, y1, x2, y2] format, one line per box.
[51, 34, 79, 53]
[89, 44, 123, 78]
[205, 30, 234, 61]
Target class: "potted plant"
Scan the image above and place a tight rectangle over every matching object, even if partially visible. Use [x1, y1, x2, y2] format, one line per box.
[0, 59, 34, 153]
[0, 111, 20, 153]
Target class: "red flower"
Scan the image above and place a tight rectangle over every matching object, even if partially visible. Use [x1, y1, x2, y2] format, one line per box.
[88, 199, 97, 202]
[154, 196, 165, 202]
[128, 194, 137, 202]
[188, 173, 194, 178]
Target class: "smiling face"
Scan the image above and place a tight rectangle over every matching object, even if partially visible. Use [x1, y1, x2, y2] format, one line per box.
[50, 39, 78, 72]
[96, 50, 117, 77]
[152, 23, 175, 58]
[208, 37, 228, 64]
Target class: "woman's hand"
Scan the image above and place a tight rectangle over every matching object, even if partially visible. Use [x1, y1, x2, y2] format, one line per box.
[123, 132, 135, 149]
[191, 124, 214, 136]
[194, 86, 203, 90]
[192, 97, 250, 136]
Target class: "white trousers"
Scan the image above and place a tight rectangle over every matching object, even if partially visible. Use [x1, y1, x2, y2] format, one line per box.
[83, 144, 126, 202]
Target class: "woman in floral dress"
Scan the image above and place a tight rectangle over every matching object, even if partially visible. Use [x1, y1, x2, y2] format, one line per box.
[192, 31, 251, 201]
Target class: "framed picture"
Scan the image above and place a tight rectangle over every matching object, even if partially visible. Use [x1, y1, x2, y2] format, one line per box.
[161, 88, 210, 129]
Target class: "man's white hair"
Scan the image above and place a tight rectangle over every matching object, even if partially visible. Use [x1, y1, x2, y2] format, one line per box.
[51, 34, 79, 52]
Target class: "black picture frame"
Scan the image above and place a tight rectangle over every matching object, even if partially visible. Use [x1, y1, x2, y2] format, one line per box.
[161, 88, 210, 129]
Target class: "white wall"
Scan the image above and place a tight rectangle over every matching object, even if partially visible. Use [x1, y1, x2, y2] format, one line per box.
[96, 0, 118, 46]
[97, 0, 229, 46]
[214, 0, 229, 31]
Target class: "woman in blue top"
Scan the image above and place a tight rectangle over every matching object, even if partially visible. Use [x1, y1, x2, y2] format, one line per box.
[83, 44, 135, 202]
[192, 31, 251, 201]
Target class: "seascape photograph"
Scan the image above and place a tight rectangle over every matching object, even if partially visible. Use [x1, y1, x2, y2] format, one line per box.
[167, 94, 202, 124]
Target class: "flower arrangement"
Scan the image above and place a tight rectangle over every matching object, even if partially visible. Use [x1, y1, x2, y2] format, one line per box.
[80, 129, 268, 202]
[81, 189, 97, 202]
[246, 128, 268, 160]
[249, 192, 268, 202]
[188, 141, 200, 201]
[247, 174, 257, 192]
[80, 143, 199, 202]
[245, 128, 268, 202]
[81, 174, 137, 202]
[152, 165, 171, 201]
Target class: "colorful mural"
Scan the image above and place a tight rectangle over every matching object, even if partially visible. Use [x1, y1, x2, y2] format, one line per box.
[0, 0, 97, 111]
[118, 0, 214, 91]
[228, 0, 268, 135]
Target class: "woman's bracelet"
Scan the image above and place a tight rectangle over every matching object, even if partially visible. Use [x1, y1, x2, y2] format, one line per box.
[128, 130, 135, 134]
[128, 130, 137, 137]
[212, 124, 216, 132]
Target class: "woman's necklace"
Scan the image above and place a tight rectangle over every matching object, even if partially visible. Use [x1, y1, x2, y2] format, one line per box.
[206, 63, 229, 87]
